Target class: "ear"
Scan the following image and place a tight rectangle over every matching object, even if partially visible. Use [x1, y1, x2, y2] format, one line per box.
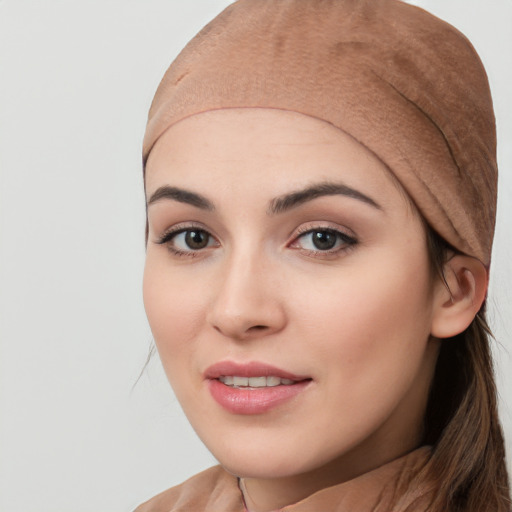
[430, 255, 488, 339]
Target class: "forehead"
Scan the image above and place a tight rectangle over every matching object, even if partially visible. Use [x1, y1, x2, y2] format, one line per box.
[144, 108, 413, 213]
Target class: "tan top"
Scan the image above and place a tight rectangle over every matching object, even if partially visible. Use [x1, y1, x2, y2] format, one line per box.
[134, 447, 436, 512]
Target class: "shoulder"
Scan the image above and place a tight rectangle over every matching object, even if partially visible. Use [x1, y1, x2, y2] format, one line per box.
[134, 465, 245, 512]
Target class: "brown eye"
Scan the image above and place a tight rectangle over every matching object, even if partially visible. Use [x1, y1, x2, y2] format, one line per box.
[184, 230, 210, 249]
[311, 230, 337, 250]
[157, 227, 217, 254]
[293, 228, 357, 253]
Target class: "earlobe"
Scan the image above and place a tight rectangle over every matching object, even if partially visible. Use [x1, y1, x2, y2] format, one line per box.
[430, 255, 488, 339]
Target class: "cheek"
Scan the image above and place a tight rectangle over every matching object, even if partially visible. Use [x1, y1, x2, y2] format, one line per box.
[295, 250, 435, 403]
[142, 254, 206, 374]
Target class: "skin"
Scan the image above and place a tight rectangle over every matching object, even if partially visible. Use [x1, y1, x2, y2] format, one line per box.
[143, 108, 445, 512]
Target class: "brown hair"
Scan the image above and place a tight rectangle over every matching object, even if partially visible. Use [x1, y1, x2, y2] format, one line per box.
[417, 229, 511, 511]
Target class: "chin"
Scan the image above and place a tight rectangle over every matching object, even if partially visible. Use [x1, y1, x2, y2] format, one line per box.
[201, 430, 338, 480]
[218, 453, 312, 480]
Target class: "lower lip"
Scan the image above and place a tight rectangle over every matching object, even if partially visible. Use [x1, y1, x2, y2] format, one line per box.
[207, 379, 311, 415]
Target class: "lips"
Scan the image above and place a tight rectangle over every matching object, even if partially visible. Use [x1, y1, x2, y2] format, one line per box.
[204, 361, 309, 381]
[205, 361, 312, 414]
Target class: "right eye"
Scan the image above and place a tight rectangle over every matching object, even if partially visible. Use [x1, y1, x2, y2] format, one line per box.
[157, 227, 218, 255]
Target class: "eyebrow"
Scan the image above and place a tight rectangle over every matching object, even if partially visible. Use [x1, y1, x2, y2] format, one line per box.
[268, 181, 381, 215]
[147, 186, 214, 210]
[146, 181, 381, 214]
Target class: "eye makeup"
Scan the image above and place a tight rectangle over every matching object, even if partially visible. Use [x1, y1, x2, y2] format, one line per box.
[289, 223, 358, 260]
[155, 223, 219, 258]
[154, 219, 359, 261]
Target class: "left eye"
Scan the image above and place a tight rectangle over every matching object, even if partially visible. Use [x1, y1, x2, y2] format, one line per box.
[294, 229, 356, 251]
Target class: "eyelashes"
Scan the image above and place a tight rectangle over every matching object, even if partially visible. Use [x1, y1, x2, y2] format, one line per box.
[291, 227, 357, 254]
[156, 224, 358, 259]
[156, 225, 219, 257]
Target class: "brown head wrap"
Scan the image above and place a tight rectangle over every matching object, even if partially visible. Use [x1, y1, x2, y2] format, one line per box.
[143, 0, 497, 265]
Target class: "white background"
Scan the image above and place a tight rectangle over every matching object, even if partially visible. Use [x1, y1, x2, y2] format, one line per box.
[0, 1, 510, 511]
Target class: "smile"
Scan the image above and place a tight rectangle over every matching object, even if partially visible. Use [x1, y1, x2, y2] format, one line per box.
[205, 361, 312, 414]
[218, 376, 296, 387]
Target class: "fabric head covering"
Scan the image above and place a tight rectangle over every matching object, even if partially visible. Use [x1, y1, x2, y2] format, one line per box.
[143, 0, 497, 265]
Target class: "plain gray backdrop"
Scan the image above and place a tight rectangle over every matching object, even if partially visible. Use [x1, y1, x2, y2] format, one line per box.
[0, 1, 510, 511]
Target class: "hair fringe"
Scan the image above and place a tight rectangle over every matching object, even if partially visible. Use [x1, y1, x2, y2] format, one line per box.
[131, 341, 157, 393]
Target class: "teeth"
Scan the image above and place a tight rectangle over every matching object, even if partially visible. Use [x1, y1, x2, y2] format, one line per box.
[233, 376, 249, 387]
[218, 376, 296, 388]
[266, 376, 281, 387]
[249, 376, 266, 387]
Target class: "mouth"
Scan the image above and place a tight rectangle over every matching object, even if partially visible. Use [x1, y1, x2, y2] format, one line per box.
[217, 375, 296, 388]
[205, 361, 312, 414]
[204, 360, 309, 381]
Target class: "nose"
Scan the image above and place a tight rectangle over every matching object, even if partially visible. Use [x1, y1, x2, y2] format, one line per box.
[207, 252, 287, 341]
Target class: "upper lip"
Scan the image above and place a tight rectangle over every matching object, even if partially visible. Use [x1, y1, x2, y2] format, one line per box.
[204, 361, 310, 381]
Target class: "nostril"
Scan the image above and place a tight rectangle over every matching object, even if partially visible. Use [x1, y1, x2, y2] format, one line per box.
[212, 323, 268, 337]
[249, 325, 268, 331]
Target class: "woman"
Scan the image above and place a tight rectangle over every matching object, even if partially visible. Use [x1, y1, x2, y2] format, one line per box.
[136, 0, 511, 510]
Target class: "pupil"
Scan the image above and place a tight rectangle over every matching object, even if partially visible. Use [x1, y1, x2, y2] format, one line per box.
[312, 230, 336, 250]
[185, 230, 208, 249]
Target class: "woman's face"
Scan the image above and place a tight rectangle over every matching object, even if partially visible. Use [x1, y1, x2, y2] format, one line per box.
[143, 109, 441, 486]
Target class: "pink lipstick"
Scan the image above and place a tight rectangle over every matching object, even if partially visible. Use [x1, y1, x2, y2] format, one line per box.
[205, 361, 312, 415]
